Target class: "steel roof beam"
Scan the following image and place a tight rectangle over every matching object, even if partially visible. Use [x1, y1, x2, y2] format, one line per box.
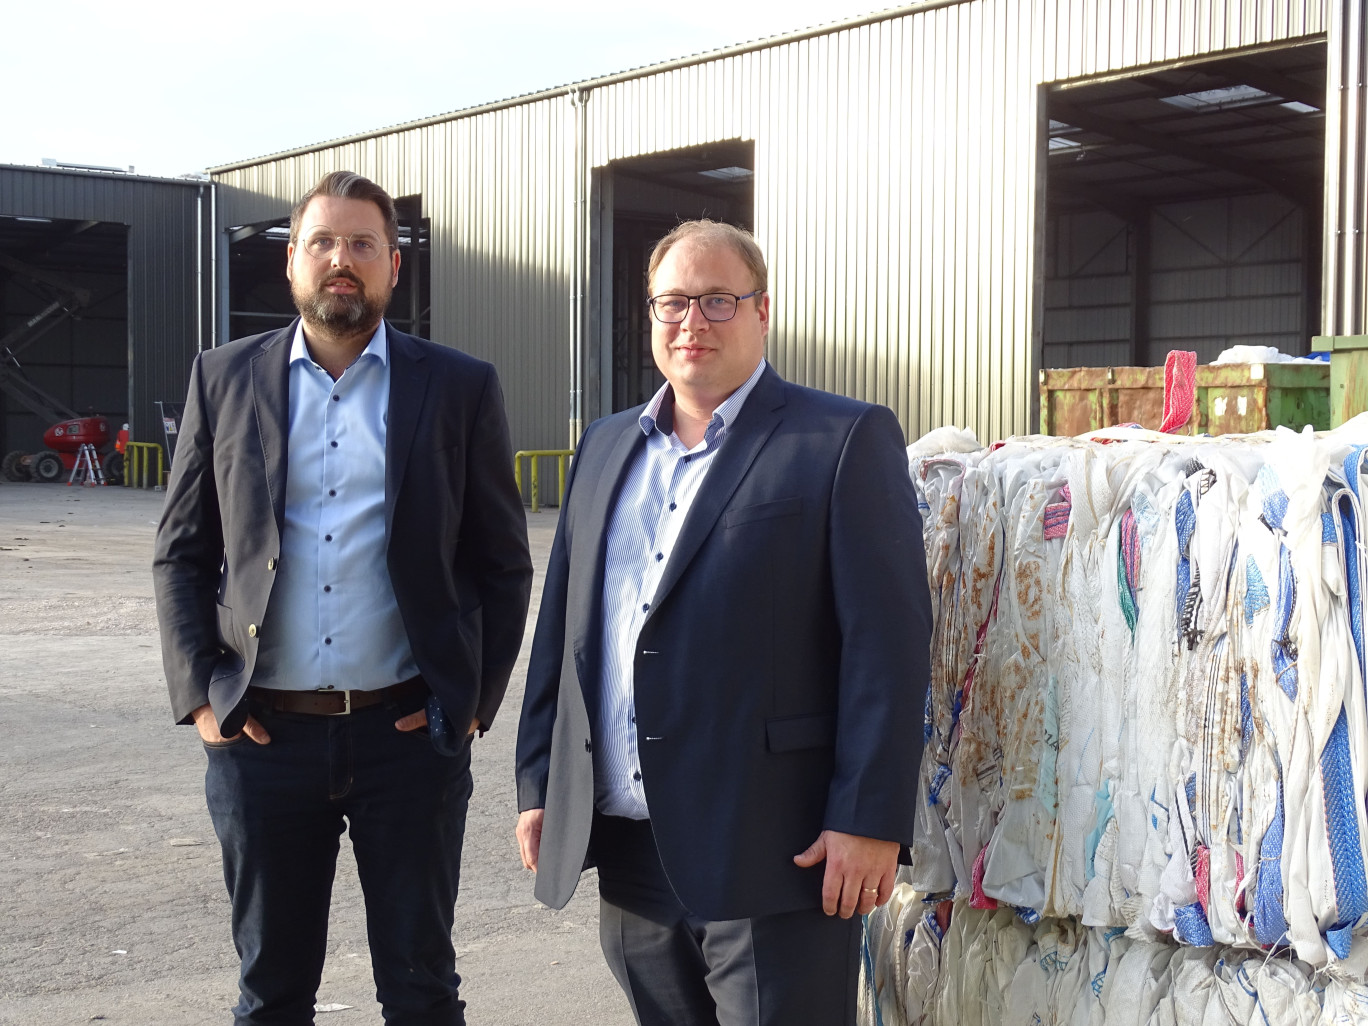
[1050, 100, 1317, 208]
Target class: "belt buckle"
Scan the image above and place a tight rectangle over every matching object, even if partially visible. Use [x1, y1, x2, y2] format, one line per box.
[321, 689, 352, 715]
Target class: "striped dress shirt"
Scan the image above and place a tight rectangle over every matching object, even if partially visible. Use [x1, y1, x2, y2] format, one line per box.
[594, 359, 769, 818]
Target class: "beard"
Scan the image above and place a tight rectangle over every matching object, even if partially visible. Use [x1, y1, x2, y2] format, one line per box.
[292, 270, 391, 333]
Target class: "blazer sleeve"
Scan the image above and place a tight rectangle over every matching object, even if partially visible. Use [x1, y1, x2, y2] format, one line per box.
[821, 404, 933, 844]
[514, 424, 590, 811]
[459, 364, 535, 730]
[152, 354, 226, 724]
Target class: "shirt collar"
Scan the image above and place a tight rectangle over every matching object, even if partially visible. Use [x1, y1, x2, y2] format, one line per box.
[639, 358, 768, 438]
[289, 319, 389, 369]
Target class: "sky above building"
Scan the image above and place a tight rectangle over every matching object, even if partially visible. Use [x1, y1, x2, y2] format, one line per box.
[5, 0, 895, 178]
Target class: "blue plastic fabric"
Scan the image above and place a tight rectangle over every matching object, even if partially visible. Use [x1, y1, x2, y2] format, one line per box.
[1320, 709, 1368, 934]
[1174, 901, 1215, 947]
[1254, 767, 1291, 948]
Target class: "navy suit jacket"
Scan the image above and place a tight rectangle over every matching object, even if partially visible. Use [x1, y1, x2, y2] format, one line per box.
[154, 319, 532, 739]
[515, 365, 931, 921]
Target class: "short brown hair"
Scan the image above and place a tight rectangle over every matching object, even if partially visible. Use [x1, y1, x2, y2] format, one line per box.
[647, 220, 767, 294]
[289, 171, 399, 249]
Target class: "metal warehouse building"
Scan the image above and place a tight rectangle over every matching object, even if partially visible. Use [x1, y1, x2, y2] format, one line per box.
[0, 165, 211, 455]
[3, 0, 1365, 462]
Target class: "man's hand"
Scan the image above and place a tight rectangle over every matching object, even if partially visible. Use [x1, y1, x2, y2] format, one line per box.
[393, 709, 481, 735]
[516, 808, 545, 872]
[191, 703, 270, 745]
[793, 829, 898, 918]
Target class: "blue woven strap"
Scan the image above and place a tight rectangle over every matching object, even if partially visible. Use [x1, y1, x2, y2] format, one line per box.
[1322, 709, 1368, 931]
[1174, 901, 1215, 946]
[1254, 773, 1290, 948]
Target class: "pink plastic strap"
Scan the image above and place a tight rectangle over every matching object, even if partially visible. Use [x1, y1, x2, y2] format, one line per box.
[1160, 350, 1198, 433]
[1195, 845, 1211, 915]
[970, 845, 999, 909]
[1043, 484, 1072, 540]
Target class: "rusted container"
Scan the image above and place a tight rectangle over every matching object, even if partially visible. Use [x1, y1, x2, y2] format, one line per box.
[1039, 362, 1330, 437]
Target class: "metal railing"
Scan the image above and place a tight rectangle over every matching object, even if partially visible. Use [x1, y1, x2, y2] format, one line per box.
[124, 441, 165, 490]
[513, 449, 573, 513]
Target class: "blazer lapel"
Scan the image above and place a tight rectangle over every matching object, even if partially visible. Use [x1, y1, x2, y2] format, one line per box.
[571, 415, 648, 695]
[649, 367, 787, 611]
[250, 322, 295, 537]
[385, 325, 429, 542]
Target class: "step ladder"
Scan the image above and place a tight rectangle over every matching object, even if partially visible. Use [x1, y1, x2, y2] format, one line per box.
[67, 443, 106, 486]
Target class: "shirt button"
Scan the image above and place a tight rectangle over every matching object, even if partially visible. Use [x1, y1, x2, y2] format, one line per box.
[325, 534, 333, 542]
[584, 739, 592, 752]
[267, 557, 277, 570]
[324, 637, 332, 645]
[683, 456, 691, 463]
[332, 395, 340, 402]
[323, 585, 332, 593]
[247, 624, 258, 637]
[632, 771, 642, 781]
[328, 489, 336, 497]
[655, 552, 663, 561]
[669, 502, 677, 511]
[641, 603, 650, 613]
[330, 440, 339, 448]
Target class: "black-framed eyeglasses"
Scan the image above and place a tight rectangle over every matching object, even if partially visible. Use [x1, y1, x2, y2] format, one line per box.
[648, 290, 763, 324]
[298, 227, 394, 263]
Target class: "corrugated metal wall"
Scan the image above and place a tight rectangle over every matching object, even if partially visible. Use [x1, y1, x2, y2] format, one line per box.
[214, 0, 1330, 448]
[214, 101, 575, 455]
[0, 165, 210, 444]
[1045, 197, 1309, 370]
[1325, 0, 1366, 335]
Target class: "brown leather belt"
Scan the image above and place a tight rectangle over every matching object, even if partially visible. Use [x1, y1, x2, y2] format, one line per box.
[248, 677, 427, 716]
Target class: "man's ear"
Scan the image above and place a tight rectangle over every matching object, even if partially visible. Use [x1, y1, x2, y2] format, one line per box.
[285, 243, 294, 282]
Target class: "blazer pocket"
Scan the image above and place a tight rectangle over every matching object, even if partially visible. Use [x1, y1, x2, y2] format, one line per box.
[766, 712, 836, 753]
[723, 496, 802, 528]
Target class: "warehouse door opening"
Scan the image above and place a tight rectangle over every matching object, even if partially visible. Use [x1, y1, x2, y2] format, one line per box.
[225, 196, 430, 345]
[1043, 41, 1327, 372]
[0, 215, 129, 461]
[592, 141, 755, 416]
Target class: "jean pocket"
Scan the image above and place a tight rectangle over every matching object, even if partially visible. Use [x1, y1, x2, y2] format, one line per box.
[201, 733, 251, 750]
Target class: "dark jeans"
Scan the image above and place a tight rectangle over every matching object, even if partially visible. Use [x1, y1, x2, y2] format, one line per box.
[591, 813, 861, 1026]
[203, 697, 473, 1026]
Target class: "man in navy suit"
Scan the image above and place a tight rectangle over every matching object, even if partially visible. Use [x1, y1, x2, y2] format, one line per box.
[515, 220, 931, 1025]
[155, 171, 531, 1025]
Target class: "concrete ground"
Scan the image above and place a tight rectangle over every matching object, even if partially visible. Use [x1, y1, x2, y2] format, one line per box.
[0, 482, 633, 1026]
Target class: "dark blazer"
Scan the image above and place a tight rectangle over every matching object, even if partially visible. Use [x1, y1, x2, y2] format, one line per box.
[154, 319, 532, 739]
[515, 365, 931, 922]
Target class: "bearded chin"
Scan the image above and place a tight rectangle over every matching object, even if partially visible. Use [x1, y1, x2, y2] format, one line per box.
[294, 282, 389, 331]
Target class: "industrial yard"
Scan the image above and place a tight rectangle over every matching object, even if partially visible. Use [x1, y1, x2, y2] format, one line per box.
[0, 483, 630, 1026]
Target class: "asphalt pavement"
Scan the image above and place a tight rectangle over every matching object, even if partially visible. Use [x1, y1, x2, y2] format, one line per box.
[0, 482, 632, 1026]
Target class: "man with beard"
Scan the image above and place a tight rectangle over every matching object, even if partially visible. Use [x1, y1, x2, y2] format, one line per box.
[154, 171, 532, 1025]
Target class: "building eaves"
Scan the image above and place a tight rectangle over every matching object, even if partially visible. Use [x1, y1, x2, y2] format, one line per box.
[1, 163, 210, 188]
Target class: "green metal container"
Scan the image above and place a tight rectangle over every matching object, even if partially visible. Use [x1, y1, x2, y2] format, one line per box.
[1311, 335, 1368, 428]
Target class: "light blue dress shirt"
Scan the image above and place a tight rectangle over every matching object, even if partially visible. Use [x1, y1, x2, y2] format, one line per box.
[594, 359, 768, 818]
[252, 321, 419, 692]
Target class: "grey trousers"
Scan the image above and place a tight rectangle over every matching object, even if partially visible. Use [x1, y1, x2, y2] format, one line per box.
[590, 813, 861, 1026]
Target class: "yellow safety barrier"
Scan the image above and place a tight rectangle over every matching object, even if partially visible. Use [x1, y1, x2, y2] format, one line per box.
[124, 441, 165, 490]
[513, 449, 574, 513]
